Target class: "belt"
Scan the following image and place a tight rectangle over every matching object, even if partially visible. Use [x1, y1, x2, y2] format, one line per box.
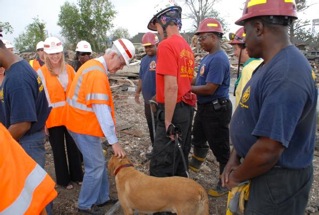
[197, 98, 229, 106]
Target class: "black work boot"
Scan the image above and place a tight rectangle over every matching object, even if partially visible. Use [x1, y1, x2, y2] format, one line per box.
[189, 145, 209, 172]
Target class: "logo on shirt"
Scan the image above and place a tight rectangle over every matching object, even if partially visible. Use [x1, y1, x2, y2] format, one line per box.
[37, 76, 44, 92]
[239, 86, 250, 109]
[199, 64, 205, 76]
[149, 60, 156, 71]
[0, 88, 3, 102]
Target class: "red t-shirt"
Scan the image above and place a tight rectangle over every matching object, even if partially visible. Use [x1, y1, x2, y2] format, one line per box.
[156, 35, 194, 103]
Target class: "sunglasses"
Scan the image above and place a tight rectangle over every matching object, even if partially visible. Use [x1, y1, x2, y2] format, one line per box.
[79, 52, 91, 56]
[37, 48, 44, 51]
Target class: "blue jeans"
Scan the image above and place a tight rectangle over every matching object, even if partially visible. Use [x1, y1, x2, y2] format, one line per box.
[19, 130, 46, 168]
[69, 131, 110, 210]
[19, 130, 53, 215]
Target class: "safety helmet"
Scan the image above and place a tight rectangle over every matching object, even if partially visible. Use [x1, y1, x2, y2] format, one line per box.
[141, 32, 159, 46]
[113, 38, 136, 66]
[229, 27, 246, 45]
[36, 41, 44, 50]
[195, 18, 224, 35]
[147, 0, 182, 31]
[75, 40, 92, 53]
[43, 37, 63, 54]
[235, 0, 298, 26]
[2, 39, 14, 49]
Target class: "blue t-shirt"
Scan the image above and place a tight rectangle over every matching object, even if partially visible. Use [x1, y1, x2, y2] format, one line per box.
[230, 45, 317, 168]
[195, 50, 230, 104]
[2, 60, 50, 136]
[139, 55, 156, 103]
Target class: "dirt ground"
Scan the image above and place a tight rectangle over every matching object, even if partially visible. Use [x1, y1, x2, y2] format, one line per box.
[46, 67, 319, 214]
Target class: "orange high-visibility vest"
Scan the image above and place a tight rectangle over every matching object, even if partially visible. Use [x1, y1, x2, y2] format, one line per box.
[65, 59, 115, 137]
[0, 123, 57, 215]
[37, 64, 75, 128]
[29, 59, 42, 72]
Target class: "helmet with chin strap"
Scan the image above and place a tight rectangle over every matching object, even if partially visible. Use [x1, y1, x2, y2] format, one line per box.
[147, 0, 182, 35]
[229, 27, 246, 45]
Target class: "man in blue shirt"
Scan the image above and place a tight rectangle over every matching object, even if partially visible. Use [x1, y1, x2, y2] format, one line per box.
[221, 1, 317, 214]
[190, 18, 232, 197]
[0, 39, 50, 166]
[135, 32, 158, 145]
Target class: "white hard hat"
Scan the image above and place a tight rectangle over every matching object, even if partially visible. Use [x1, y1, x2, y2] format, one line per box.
[113, 38, 135, 66]
[43, 37, 63, 54]
[36, 41, 44, 50]
[2, 39, 14, 49]
[76, 40, 92, 52]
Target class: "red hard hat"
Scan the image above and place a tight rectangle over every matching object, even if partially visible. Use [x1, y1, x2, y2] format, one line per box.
[235, 0, 298, 25]
[141, 32, 159, 46]
[229, 27, 245, 45]
[195, 18, 223, 35]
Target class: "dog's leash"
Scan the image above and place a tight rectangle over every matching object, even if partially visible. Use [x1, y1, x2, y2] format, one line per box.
[174, 134, 190, 178]
[141, 128, 190, 178]
[141, 139, 172, 165]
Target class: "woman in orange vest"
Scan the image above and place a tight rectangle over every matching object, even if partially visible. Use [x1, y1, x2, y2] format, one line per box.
[38, 37, 83, 190]
[0, 123, 57, 215]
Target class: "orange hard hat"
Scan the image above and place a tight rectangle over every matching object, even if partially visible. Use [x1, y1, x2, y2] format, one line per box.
[141, 32, 159, 46]
[229, 27, 246, 45]
[235, 0, 298, 25]
[195, 18, 223, 35]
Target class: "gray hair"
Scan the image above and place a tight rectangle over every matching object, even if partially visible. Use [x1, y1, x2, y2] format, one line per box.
[105, 44, 121, 57]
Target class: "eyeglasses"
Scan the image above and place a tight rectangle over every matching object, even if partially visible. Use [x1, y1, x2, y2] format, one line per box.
[198, 34, 213, 42]
[79, 52, 91, 56]
[37, 49, 44, 52]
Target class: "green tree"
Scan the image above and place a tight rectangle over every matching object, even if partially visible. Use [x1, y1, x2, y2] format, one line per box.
[111, 27, 130, 41]
[290, 0, 314, 43]
[0, 21, 14, 35]
[14, 17, 46, 52]
[58, 0, 116, 52]
[183, 0, 229, 33]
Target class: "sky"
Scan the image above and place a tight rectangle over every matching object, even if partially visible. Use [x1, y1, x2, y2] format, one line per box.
[1, 0, 319, 47]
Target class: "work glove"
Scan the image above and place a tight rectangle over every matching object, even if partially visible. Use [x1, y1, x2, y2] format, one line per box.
[226, 181, 250, 215]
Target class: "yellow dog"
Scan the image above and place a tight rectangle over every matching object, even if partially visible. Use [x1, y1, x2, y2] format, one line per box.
[108, 155, 209, 215]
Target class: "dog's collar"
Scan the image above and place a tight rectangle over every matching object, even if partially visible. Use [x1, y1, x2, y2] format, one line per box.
[114, 164, 134, 176]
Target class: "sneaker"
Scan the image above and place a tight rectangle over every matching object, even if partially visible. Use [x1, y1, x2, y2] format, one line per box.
[208, 184, 229, 197]
[78, 205, 103, 215]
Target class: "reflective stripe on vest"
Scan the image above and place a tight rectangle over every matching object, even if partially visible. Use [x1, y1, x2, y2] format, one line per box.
[86, 93, 109, 101]
[37, 69, 67, 108]
[0, 164, 46, 215]
[37, 69, 53, 107]
[67, 65, 108, 112]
